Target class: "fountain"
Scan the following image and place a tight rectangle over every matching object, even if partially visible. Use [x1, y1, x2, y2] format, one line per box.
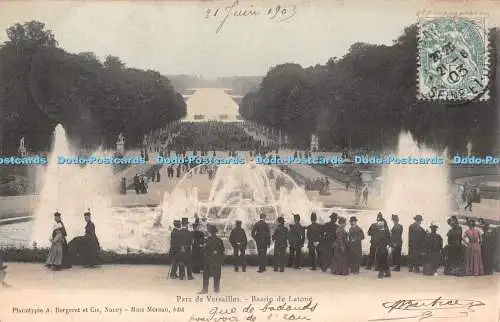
[161, 162, 333, 253]
[4, 130, 457, 257]
[381, 132, 452, 254]
[30, 124, 115, 248]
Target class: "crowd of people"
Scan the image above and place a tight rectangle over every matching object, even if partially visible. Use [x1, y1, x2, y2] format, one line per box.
[146, 121, 267, 152]
[167, 212, 498, 293]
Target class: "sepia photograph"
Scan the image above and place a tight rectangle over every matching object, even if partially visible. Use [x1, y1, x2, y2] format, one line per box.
[0, 0, 499, 321]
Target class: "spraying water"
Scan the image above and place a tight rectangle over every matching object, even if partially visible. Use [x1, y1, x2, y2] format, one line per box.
[382, 132, 452, 254]
[30, 124, 114, 247]
[466, 141, 472, 157]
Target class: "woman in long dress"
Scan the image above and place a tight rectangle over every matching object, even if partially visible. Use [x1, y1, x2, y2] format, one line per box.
[332, 217, 349, 275]
[479, 221, 495, 275]
[423, 222, 443, 276]
[445, 216, 463, 276]
[463, 220, 484, 276]
[46, 223, 65, 270]
[82, 211, 100, 267]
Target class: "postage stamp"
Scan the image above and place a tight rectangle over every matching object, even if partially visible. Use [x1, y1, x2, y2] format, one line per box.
[417, 14, 490, 101]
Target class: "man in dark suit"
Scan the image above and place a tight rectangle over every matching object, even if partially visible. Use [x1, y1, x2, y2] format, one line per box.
[390, 214, 403, 271]
[229, 220, 247, 272]
[367, 212, 383, 269]
[408, 214, 426, 273]
[307, 212, 322, 270]
[169, 220, 181, 278]
[192, 219, 205, 274]
[251, 213, 270, 273]
[199, 225, 225, 294]
[320, 213, 339, 272]
[179, 218, 194, 280]
[289, 214, 305, 269]
[272, 216, 288, 272]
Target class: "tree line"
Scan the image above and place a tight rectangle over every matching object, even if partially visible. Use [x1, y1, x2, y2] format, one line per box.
[0, 21, 186, 154]
[239, 26, 500, 156]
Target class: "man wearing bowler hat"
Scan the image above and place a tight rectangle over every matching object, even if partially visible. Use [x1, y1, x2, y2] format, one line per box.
[179, 218, 194, 280]
[288, 214, 305, 269]
[307, 212, 322, 270]
[320, 212, 339, 272]
[272, 216, 288, 272]
[348, 216, 364, 274]
[390, 214, 403, 271]
[251, 214, 271, 273]
[229, 220, 247, 272]
[169, 220, 182, 279]
[367, 212, 384, 269]
[191, 219, 205, 274]
[199, 225, 224, 294]
[408, 214, 426, 273]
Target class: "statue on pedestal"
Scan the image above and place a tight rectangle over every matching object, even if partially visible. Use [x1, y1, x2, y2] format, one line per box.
[116, 133, 125, 155]
[310, 134, 319, 152]
[18, 137, 27, 157]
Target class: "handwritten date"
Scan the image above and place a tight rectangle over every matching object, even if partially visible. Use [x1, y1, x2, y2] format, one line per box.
[205, 0, 296, 34]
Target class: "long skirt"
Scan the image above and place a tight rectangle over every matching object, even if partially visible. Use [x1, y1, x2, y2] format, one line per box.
[332, 248, 348, 275]
[82, 237, 100, 266]
[465, 244, 484, 276]
[348, 245, 362, 273]
[444, 245, 464, 276]
[375, 247, 389, 272]
[482, 244, 495, 275]
[61, 241, 72, 268]
[319, 243, 333, 271]
[46, 242, 63, 266]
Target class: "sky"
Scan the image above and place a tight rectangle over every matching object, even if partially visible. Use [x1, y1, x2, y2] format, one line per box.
[0, 0, 492, 79]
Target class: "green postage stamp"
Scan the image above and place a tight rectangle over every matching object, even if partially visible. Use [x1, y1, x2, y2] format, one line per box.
[417, 14, 490, 101]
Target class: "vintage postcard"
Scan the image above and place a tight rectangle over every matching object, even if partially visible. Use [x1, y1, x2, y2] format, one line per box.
[0, 0, 499, 321]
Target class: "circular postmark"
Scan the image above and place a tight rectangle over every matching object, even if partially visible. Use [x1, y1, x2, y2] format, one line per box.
[418, 17, 489, 101]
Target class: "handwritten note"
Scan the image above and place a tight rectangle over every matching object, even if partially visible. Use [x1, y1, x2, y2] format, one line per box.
[368, 296, 486, 321]
[205, 0, 297, 34]
[188, 299, 319, 321]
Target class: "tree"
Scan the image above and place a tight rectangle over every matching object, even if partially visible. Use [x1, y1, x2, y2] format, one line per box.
[240, 24, 499, 155]
[104, 55, 125, 69]
[6, 21, 57, 48]
[0, 20, 186, 153]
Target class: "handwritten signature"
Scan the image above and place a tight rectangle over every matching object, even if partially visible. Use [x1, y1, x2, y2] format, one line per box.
[205, 0, 297, 34]
[368, 297, 485, 321]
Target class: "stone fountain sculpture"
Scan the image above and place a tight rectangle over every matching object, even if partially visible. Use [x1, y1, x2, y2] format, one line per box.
[18, 136, 27, 157]
[116, 133, 125, 155]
